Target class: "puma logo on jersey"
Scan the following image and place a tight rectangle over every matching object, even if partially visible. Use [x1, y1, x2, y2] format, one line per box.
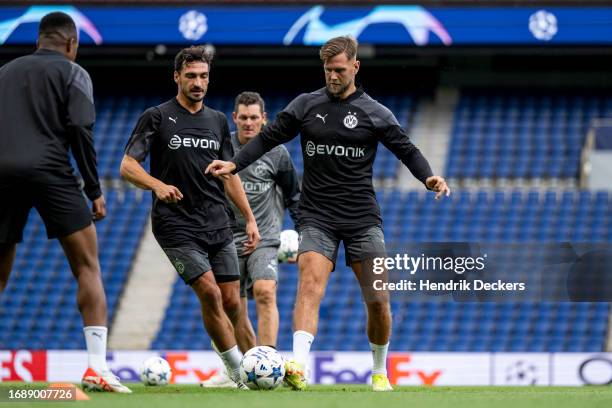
[169, 116, 177, 124]
[315, 113, 327, 123]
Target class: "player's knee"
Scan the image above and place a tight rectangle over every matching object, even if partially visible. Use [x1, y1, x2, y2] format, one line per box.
[253, 284, 276, 306]
[74, 266, 102, 286]
[222, 295, 241, 319]
[298, 253, 320, 271]
[367, 300, 390, 317]
[71, 254, 101, 278]
[299, 277, 325, 300]
[192, 275, 223, 306]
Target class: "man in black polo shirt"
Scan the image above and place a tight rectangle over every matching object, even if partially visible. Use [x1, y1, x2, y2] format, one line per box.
[207, 36, 450, 391]
[120, 46, 259, 388]
[0, 12, 130, 393]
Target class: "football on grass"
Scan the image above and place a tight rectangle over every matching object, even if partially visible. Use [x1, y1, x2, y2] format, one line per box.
[140, 356, 172, 386]
[239, 346, 285, 390]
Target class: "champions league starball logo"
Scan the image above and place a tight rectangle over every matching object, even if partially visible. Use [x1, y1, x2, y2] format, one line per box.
[529, 10, 558, 41]
[179, 10, 208, 41]
[505, 360, 539, 385]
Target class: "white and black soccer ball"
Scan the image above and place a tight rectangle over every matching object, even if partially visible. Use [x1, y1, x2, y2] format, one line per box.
[239, 346, 285, 390]
[278, 230, 299, 263]
[529, 10, 558, 41]
[140, 356, 172, 386]
[179, 10, 208, 41]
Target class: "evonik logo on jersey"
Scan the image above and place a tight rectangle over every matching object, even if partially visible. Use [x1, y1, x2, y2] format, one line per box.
[168, 135, 220, 151]
[305, 140, 365, 158]
[242, 181, 272, 193]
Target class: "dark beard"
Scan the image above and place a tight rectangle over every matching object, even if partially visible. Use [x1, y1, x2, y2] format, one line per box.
[326, 82, 350, 98]
[187, 94, 205, 102]
[185, 88, 206, 103]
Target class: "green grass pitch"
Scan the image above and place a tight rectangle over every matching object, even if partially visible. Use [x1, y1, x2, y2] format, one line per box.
[1, 383, 611, 408]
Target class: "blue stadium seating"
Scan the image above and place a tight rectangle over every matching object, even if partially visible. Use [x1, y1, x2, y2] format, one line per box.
[154, 189, 611, 352]
[447, 91, 612, 179]
[93, 96, 163, 179]
[0, 189, 150, 349]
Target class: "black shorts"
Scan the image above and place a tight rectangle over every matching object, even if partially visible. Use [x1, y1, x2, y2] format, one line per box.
[0, 176, 92, 243]
[155, 227, 240, 285]
[297, 224, 387, 269]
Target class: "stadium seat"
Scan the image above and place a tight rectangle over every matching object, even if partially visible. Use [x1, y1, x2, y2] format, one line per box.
[0, 189, 150, 349]
[446, 91, 608, 179]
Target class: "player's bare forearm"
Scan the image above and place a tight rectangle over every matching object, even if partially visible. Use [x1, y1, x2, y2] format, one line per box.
[120, 155, 183, 203]
[120, 154, 161, 191]
[223, 174, 256, 223]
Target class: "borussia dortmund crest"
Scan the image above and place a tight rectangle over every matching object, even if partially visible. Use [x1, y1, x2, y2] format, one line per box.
[343, 111, 358, 129]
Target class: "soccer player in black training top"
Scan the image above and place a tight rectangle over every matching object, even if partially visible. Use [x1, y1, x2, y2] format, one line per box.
[0, 12, 131, 393]
[207, 36, 450, 391]
[120, 46, 259, 388]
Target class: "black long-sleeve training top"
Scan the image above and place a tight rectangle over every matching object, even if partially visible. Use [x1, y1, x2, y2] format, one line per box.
[0, 48, 100, 200]
[231, 87, 433, 232]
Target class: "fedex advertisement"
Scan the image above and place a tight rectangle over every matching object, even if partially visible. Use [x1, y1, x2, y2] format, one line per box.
[1, 351, 611, 386]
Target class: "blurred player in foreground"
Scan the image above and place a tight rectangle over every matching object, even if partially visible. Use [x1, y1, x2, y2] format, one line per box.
[201, 92, 300, 388]
[120, 46, 259, 389]
[0, 12, 131, 393]
[206, 36, 450, 391]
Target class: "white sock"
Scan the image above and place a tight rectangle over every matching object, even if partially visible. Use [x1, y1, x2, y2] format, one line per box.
[293, 330, 314, 368]
[83, 326, 109, 373]
[220, 345, 243, 379]
[370, 342, 389, 375]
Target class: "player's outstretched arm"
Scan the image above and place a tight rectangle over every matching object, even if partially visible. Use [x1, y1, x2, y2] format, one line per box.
[120, 155, 183, 204]
[377, 111, 450, 200]
[426, 176, 451, 200]
[208, 106, 303, 179]
[223, 174, 260, 254]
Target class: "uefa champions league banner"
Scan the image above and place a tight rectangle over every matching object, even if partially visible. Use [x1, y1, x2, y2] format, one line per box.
[1, 5, 612, 46]
[1, 350, 611, 386]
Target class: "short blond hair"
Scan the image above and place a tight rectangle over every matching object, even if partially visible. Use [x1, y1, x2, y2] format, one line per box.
[319, 36, 358, 61]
